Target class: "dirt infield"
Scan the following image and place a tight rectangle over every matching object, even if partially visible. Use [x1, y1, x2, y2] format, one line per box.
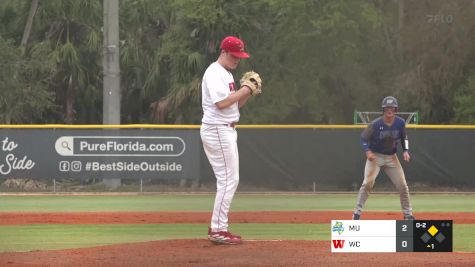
[0, 211, 475, 225]
[1, 211, 474, 266]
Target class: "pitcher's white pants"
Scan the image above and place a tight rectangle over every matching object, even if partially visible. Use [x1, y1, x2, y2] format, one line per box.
[201, 124, 239, 232]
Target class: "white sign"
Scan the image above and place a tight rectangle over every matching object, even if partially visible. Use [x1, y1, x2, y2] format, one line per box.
[331, 220, 397, 253]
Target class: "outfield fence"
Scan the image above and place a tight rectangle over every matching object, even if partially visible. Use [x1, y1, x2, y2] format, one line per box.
[1, 124, 474, 192]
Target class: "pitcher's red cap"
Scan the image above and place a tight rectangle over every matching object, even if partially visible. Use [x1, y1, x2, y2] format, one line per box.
[220, 36, 250, 58]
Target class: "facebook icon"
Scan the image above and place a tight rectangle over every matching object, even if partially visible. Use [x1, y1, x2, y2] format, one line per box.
[59, 161, 70, 172]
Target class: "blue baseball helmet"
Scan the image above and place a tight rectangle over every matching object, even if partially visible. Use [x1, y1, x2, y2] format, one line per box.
[382, 96, 398, 108]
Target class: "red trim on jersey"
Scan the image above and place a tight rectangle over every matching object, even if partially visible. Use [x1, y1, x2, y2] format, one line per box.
[228, 82, 236, 92]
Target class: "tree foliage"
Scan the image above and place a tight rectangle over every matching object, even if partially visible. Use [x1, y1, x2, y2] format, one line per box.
[0, 37, 54, 123]
[0, 0, 474, 124]
[453, 74, 475, 123]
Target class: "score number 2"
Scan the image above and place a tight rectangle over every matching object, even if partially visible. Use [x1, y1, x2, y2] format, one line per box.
[402, 224, 408, 247]
[401, 224, 409, 248]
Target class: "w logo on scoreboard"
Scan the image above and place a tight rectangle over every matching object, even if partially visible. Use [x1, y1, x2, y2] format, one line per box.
[332, 239, 345, 249]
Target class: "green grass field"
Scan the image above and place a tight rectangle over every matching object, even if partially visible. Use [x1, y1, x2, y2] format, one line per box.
[0, 194, 474, 252]
[1, 194, 474, 212]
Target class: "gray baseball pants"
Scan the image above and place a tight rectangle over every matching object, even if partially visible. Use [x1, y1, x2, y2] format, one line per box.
[354, 152, 413, 217]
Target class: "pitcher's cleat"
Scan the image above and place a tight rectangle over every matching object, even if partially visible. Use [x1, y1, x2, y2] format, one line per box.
[208, 228, 242, 245]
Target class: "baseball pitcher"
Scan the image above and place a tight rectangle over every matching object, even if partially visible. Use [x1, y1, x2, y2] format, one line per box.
[200, 36, 262, 245]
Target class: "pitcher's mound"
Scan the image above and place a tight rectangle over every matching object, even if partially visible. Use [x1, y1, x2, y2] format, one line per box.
[1, 239, 474, 267]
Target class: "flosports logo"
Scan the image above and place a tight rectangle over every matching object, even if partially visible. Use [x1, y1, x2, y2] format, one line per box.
[332, 221, 344, 235]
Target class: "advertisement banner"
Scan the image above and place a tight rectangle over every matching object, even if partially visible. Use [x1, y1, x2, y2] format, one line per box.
[0, 129, 200, 180]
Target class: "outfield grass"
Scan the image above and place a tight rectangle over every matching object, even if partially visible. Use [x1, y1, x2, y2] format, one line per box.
[0, 224, 328, 252]
[0, 194, 473, 253]
[0, 194, 474, 212]
[0, 224, 472, 253]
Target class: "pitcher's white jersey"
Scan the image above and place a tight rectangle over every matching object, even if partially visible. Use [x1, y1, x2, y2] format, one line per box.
[201, 62, 240, 124]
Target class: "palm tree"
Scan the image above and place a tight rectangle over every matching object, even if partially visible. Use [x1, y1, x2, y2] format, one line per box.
[30, 0, 102, 124]
[20, 0, 39, 49]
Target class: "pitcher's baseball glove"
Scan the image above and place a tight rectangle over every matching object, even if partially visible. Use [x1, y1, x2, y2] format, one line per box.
[240, 71, 262, 96]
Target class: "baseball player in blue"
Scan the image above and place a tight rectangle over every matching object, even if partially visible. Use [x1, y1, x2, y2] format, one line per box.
[352, 96, 415, 220]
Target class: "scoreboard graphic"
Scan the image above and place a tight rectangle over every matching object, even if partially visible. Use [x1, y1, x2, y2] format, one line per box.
[331, 220, 452, 252]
